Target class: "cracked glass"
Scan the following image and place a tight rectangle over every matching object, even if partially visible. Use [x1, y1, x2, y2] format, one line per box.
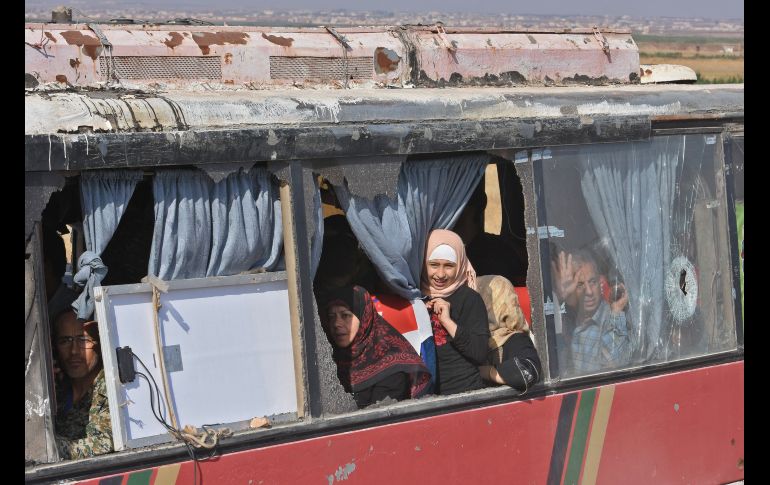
[536, 134, 738, 379]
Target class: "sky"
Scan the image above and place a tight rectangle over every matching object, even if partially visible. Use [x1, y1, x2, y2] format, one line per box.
[27, 0, 744, 20]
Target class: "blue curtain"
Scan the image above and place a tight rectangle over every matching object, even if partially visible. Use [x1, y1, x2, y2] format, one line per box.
[74, 170, 143, 319]
[207, 168, 283, 276]
[579, 137, 681, 362]
[149, 170, 213, 280]
[149, 167, 283, 281]
[333, 155, 487, 300]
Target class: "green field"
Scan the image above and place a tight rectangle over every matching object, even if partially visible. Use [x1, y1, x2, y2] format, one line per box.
[635, 32, 744, 83]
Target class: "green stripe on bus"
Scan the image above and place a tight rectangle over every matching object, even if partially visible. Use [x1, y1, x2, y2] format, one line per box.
[563, 388, 597, 485]
[125, 469, 153, 485]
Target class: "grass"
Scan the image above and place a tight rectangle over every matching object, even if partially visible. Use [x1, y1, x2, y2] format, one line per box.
[632, 34, 744, 44]
[636, 33, 744, 83]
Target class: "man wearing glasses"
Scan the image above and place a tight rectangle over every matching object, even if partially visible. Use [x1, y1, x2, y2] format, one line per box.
[52, 309, 113, 459]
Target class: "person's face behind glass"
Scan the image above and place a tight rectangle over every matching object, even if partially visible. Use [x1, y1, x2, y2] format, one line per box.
[426, 259, 458, 291]
[326, 304, 360, 348]
[575, 262, 601, 319]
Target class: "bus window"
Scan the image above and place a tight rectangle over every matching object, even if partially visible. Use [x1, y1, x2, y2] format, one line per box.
[312, 153, 535, 410]
[536, 134, 738, 379]
[35, 166, 296, 460]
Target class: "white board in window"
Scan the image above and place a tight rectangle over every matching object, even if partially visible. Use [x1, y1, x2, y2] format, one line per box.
[93, 272, 298, 451]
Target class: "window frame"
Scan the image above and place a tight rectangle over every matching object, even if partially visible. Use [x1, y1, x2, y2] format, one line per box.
[25, 127, 745, 481]
[529, 128, 743, 383]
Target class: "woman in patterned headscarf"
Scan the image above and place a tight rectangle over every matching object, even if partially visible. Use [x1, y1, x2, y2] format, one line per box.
[421, 229, 491, 395]
[476, 275, 541, 393]
[321, 285, 431, 409]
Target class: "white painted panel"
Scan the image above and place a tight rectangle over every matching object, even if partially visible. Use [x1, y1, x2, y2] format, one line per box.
[95, 274, 296, 450]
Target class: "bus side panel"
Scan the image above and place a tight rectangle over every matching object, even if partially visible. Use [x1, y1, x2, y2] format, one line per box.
[76, 362, 743, 485]
[597, 361, 744, 485]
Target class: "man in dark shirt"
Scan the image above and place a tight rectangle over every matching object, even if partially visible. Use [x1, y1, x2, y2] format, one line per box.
[52, 309, 113, 459]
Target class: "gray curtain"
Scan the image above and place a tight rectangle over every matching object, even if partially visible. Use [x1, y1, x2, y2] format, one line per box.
[310, 174, 324, 279]
[74, 170, 143, 319]
[207, 167, 283, 276]
[149, 170, 213, 280]
[149, 167, 283, 281]
[579, 136, 682, 362]
[333, 155, 487, 300]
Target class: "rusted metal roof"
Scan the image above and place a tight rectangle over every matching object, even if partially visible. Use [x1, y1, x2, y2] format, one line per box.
[25, 23, 640, 89]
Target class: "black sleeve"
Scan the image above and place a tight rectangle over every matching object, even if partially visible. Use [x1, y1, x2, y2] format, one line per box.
[353, 372, 409, 409]
[450, 288, 492, 366]
[496, 333, 542, 392]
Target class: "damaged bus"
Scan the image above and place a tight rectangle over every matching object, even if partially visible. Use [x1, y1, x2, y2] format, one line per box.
[25, 16, 743, 485]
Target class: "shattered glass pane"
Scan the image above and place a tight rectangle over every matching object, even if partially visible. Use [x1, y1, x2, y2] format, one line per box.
[537, 134, 738, 379]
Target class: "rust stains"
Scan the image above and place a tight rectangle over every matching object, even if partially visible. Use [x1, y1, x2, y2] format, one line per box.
[224, 53, 233, 64]
[374, 47, 401, 74]
[261, 32, 293, 47]
[60, 31, 100, 46]
[69, 58, 81, 68]
[60, 31, 103, 59]
[55, 74, 68, 83]
[163, 32, 184, 49]
[44, 32, 57, 43]
[82, 45, 103, 60]
[191, 31, 249, 55]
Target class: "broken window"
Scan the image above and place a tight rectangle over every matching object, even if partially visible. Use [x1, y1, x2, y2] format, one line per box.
[536, 134, 738, 379]
[312, 152, 534, 411]
[32, 164, 294, 461]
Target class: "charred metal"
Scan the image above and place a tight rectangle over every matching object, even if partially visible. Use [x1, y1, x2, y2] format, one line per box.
[418, 70, 528, 87]
[25, 116, 651, 172]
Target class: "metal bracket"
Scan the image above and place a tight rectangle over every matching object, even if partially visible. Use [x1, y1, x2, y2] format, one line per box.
[592, 26, 611, 58]
[323, 26, 351, 50]
[87, 23, 119, 85]
[544, 299, 556, 316]
[532, 225, 565, 239]
[435, 23, 457, 52]
[323, 26, 352, 88]
[86, 23, 113, 48]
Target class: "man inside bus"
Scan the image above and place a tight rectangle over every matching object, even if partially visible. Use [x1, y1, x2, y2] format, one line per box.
[52, 307, 113, 459]
[565, 250, 632, 375]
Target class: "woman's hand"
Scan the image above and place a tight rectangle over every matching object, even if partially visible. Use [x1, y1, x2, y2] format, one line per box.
[426, 298, 458, 337]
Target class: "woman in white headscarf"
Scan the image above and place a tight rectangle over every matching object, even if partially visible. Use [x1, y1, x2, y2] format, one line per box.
[421, 229, 490, 395]
[476, 275, 541, 393]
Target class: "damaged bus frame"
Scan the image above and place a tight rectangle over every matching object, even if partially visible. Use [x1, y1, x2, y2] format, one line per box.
[25, 21, 744, 484]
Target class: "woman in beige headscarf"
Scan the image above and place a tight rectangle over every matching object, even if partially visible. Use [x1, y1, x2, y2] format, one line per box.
[421, 229, 491, 395]
[476, 275, 541, 393]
